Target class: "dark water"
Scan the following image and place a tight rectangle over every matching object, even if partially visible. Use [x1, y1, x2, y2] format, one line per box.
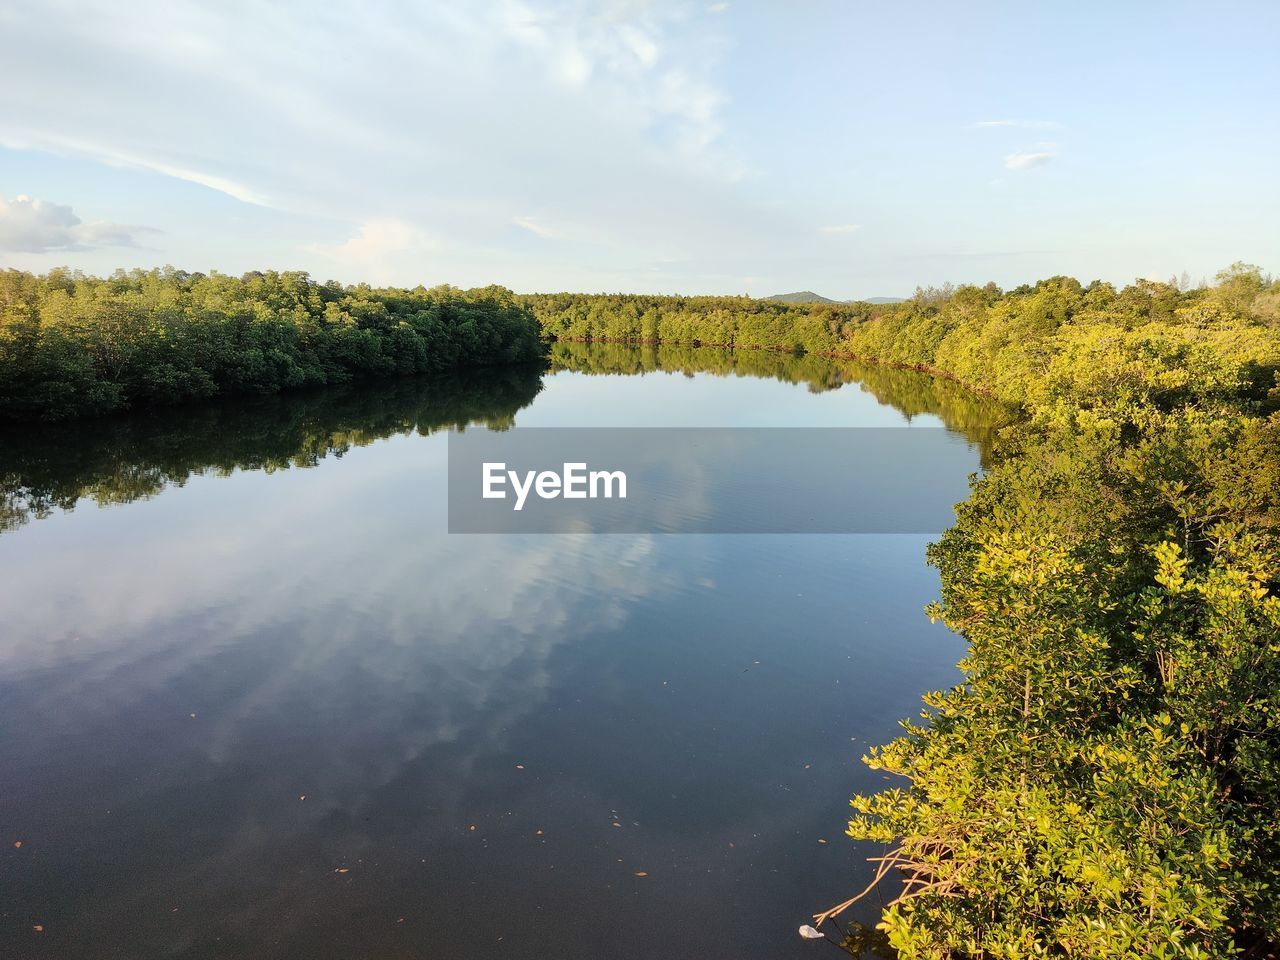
[0, 344, 1006, 960]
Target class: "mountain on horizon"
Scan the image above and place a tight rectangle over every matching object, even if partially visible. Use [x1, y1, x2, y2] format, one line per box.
[766, 290, 838, 304]
[766, 291, 905, 305]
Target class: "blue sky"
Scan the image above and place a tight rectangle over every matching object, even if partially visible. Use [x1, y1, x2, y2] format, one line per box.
[0, 0, 1276, 296]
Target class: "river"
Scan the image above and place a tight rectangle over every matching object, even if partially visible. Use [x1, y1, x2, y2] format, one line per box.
[0, 342, 1007, 960]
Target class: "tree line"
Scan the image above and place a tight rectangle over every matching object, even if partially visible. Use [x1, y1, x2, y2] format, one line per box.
[823, 265, 1279, 958]
[521, 291, 875, 354]
[0, 268, 543, 419]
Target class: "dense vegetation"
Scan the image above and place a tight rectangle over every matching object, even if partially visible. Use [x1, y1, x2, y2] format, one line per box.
[522, 291, 873, 353]
[823, 266, 1280, 959]
[0, 268, 542, 419]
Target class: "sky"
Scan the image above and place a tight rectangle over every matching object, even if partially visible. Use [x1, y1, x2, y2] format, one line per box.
[0, 0, 1277, 297]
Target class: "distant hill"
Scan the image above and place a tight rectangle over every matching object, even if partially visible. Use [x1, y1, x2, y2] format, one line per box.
[766, 292, 905, 305]
[767, 291, 839, 304]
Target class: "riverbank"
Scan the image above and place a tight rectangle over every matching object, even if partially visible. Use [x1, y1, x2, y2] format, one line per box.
[531, 277, 1280, 956]
[826, 272, 1280, 957]
[0, 269, 542, 420]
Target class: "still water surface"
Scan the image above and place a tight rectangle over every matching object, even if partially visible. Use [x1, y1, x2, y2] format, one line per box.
[0, 343, 1005, 960]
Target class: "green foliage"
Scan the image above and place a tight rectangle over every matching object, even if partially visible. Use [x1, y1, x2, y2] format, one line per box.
[835, 269, 1280, 958]
[521, 291, 873, 355]
[527, 271, 1280, 427]
[0, 267, 543, 419]
[843, 275, 1280, 421]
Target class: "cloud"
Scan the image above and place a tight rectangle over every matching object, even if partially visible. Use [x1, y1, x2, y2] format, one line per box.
[1004, 151, 1054, 170]
[0, 132, 270, 206]
[0, 193, 155, 252]
[708, 2, 730, 12]
[512, 215, 563, 239]
[303, 219, 443, 283]
[819, 224, 859, 235]
[973, 119, 1062, 130]
[112, 154, 270, 206]
[616, 23, 660, 69]
[0, 1, 749, 243]
[488, 1, 729, 167]
[0, 1, 823, 289]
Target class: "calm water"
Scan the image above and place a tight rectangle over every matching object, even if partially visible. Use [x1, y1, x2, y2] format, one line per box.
[0, 344, 1005, 960]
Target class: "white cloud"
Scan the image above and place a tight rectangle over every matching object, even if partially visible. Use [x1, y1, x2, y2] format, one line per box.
[819, 224, 859, 235]
[0, 1, 847, 289]
[556, 43, 594, 85]
[708, 2, 730, 12]
[616, 23, 660, 69]
[115, 155, 270, 207]
[973, 119, 1062, 130]
[1004, 151, 1054, 170]
[491, 4, 729, 170]
[0, 1, 747, 234]
[0, 132, 270, 206]
[512, 215, 563, 239]
[0, 193, 155, 252]
[303, 219, 443, 284]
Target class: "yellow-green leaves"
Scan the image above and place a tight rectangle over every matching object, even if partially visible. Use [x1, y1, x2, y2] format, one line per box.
[841, 270, 1280, 957]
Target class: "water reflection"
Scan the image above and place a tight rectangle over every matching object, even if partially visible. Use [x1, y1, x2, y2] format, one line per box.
[0, 365, 545, 535]
[548, 340, 1010, 456]
[0, 346, 1006, 960]
[0, 345, 1011, 539]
